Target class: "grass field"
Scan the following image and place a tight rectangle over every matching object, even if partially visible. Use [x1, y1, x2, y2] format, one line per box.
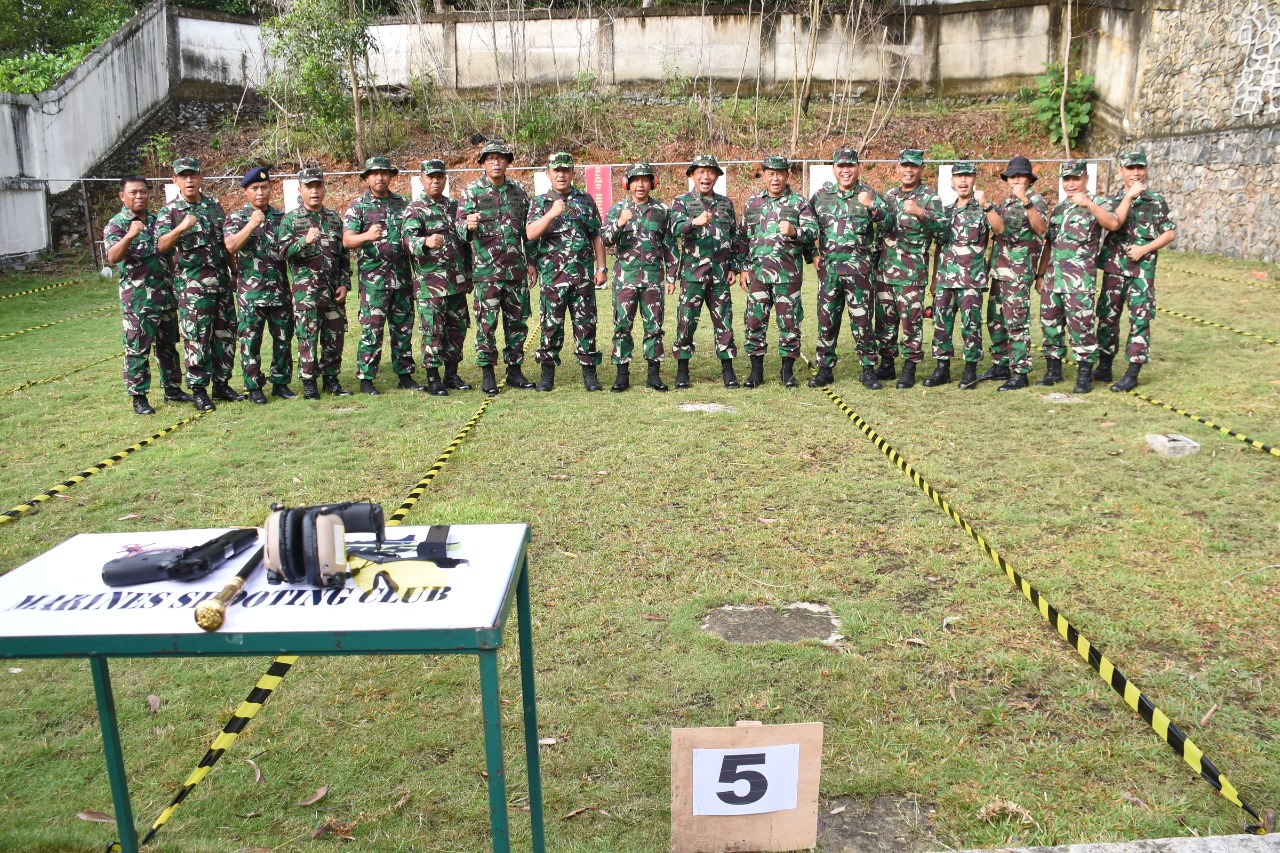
[0, 250, 1277, 852]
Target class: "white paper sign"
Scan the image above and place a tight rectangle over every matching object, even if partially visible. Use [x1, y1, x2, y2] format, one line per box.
[691, 744, 800, 816]
[282, 178, 300, 213]
[1056, 162, 1098, 202]
[411, 175, 424, 200]
[534, 171, 551, 196]
[937, 164, 957, 207]
[688, 174, 728, 195]
[808, 164, 835, 195]
[164, 184, 180, 203]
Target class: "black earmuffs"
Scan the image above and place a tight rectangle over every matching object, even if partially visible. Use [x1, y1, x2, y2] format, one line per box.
[263, 502, 385, 588]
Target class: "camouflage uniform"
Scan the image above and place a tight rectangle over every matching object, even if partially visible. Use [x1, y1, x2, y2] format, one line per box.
[930, 196, 990, 364]
[990, 188, 1049, 375]
[740, 183, 818, 358]
[156, 191, 236, 389]
[528, 184, 604, 367]
[226, 203, 293, 391]
[876, 182, 945, 365]
[602, 196, 677, 364]
[404, 188, 472, 369]
[670, 186, 742, 362]
[1042, 188, 1115, 365]
[277, 198, 349, 382]
[810, 179, 885, 369]
[344, 188, 414, 380]
[456, 175, 532, 367]
[1097, 185, 1172, 366]
[104, 207, 183, 395]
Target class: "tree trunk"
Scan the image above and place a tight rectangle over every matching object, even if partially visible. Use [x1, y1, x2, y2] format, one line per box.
[348, 0, 365, 166]
[1059, 0, 1072, 157]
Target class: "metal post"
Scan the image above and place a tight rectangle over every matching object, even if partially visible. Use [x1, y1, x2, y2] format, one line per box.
[479, 650, 511, 853]
[80, 180, 97, 270]
[89, 656, 138, 853]
[517, 560, 546, 853]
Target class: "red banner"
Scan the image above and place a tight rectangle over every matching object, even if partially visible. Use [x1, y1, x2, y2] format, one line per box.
[584, 166, 613, 216]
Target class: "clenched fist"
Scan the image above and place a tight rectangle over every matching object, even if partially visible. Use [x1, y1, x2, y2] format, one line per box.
[617, 207, 633, 227]
[691, 210, 712, 227]
[903, 199, 926, 218]
[426, 234, 445, 250]
[305, 226, 321, 245]
[127, 219, 146, 239]
[778, 220, 797, 238]
[858, 190, 874, 208]
[466, 212, 480, 231]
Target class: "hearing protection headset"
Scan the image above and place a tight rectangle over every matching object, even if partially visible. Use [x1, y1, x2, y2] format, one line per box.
[263, 501, 385, 588]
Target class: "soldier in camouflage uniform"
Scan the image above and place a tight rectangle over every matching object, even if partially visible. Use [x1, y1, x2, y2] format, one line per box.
[923, 162, 1005, 389]
[224, 167, 294, 404]
[670, 154, 743, 389]
[456, 138, 535, 395]
[739, 155, 818, 388]
[983, 156, 1048, 391]
[1095, 150, 1177, 392]
[876, 149, 946, 389]
[103, 175, 192, 414]
[526, 152, 607, 391]
[277, 167, 352, 399]
[403, 159, 473, 397]
[1036, 159, 1120, 393]
[602, 162, 678, 393]
[343, 156, 423, 395]
[156, 157, 241, 411]
[807, 148, 886, 390]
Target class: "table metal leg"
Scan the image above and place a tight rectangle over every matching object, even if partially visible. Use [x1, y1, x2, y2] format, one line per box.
[89, 656, 137, 853]
[516, 561, 546, 853]
[479, 649, 510, 853]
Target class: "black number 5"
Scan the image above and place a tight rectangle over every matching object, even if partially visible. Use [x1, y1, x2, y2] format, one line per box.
[716, 753, 768, 805]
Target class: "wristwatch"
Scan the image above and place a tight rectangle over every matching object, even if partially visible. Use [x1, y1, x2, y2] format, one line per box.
[596, 267, 607, 273]
[1023, 200, 1036, 209]
[982, 203, 994, 212]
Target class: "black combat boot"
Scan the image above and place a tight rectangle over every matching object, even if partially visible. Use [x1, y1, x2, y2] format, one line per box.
[425, 367, 448, 396]
[443, 362, 471, 390]
[359, 379, 379, 396]
[860, 366, 882, 390]
[582, 364, 602, 392]
[302, 379, 320, 400]
[322, 376, 351, 396]
[958, 361, 978, 389]
[646, 360, 668, 392]
[1111, 362, 1141, 392]
[875, 358, 896, 381]
[163, 386, 193, 404]
[506, 364, 535, 389]
[780, 357, 797, 388]
[807, 365, 834, 388]
[272, 383, 296, 399]
[743, 355, 765, 388]
[1073, 363, 1094, 394]
[212, 382, 245, 402]
[975, 363, 1010, 383]
[896, 360, 917, 389]
[480, 365, 499, 396]
[248, 388, 269, 405]
[1093, 353, 1114, 383]
[922, 360, 950, 387]
[998, 373, 1030, 391]
[721, 360, 739, 388]
[192, 387, 215, 411]
[1036, 357, 1062, 386]
[537, 362, 555, 392]
[674, 359, 691, 389]
[132, 394, 154, 415]
[397, 373, 426, 392]
[611, 362, 630, 392]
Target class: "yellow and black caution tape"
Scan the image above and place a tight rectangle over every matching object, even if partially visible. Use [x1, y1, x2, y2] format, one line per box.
[0, 352, 122, 397]
[804, 364, 1267, 831]
[1164, 265, 1280, 290]
[0, 306, 115, 341]
[1156, 307, 1280, 349]
[0, 277, 84, 300]
[389, 395, 494, 523]
[0, 412, 207, 527]
[1127, 390, 1280, 459]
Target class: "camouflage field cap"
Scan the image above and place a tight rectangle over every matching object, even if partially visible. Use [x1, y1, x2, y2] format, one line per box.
[298, 167, 325, 185]
[761, 155, 791, 172]
[172, 157, 202, 175]
[898, 149, 925, 166]
[1119, 150, 1148, 167]
[686, 154, 724, 177]
[360, 156, 398, 178]
[420, 159, 447, 175]
[548, 152, 575, 170]
[1059, 159, 1088, 178]
[832, 148, 859, 166]
[624, 162, 656, 187]
[478, 138, 514, 163]
[951, 161, 977, 176]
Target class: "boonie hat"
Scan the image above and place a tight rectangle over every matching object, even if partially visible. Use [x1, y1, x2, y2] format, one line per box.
[360, 156, 398, 178]
[420, 159, 447, 175]
[1059, 160, 1087, 178]
[832, 148, 859, 166]
[240, 166, 270, 188]
[298, 167, 325, 185]
[898, 149, 924, 166]
[548, 152, 575, 170]
[686, 154, 724, 177]
[951, 161, 977, 176]
[624, 162, 656, 187]
[1119, 150, 1148, 167]
[172, 157, 202, 175]
[761, 155, 791, 172]
[1000, 156, 1038, 183]
[478, 138, 514, 163]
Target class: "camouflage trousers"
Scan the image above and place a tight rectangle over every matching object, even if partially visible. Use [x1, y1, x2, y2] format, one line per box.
[876, 282, 926, 363]
[672, 277, 737, 361]
[612, 279, 666, 364]
[418, 292, 470, 369]
[815, 262, 876, 369]
[985, 278, 1009, 366]
[536, 279, 601, 367]
[931, 287, 985, 363]
[122, 308, 182, 395]
[293, 285, 347, 381]
[744, 279, 803, 358]
[239, 302, 294, 391]
[356, 274, 415, 380]
[1097, 272, 1154, 364]
[992, 276, 1034, 374]
[179, 278, 236, 388]
[472, 279, 530, 367]
[1040, 286, 1098, 364]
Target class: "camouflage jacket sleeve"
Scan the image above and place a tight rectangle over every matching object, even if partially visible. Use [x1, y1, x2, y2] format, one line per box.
[602, 201, 626, 248]
[663, 205, 679, 280]
[402, 199, 431, 260]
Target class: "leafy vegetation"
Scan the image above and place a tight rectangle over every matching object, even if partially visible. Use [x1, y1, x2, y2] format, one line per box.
[0, 0, 134, 94]
[1032, 62, 1095, 149]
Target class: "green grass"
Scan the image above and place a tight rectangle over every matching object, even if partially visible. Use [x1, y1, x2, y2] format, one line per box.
[0, 251, 1277, 851]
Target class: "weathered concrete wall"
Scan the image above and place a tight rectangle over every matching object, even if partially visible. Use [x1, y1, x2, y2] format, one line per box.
[175, 12, 268, 91]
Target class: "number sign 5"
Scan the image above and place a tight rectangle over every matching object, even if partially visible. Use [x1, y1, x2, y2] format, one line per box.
[691, 744, 800, 816]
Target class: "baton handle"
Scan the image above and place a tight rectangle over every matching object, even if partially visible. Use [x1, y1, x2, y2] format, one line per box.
[194, 547, 263, 632]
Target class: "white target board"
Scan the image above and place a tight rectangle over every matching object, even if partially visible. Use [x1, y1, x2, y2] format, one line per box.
[164, 184, 180, 203]
[283, 179, 301, 213]
[1056, 162, 1099, 202]
[808, 164, 835, 196]
[534, 171, 551, 196]
[937, 164, 957, 207]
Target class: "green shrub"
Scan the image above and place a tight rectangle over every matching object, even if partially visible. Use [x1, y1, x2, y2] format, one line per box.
[1032, 62, 1094, 148]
